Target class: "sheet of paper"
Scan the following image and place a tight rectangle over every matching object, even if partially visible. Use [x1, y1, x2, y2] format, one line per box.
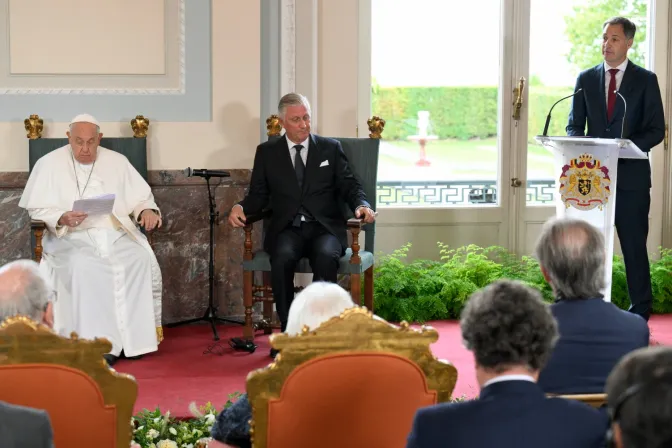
[72, 193, 116, 216]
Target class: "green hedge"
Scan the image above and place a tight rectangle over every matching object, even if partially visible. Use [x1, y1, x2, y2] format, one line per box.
[369, 243, 672, 324]
[372, 86, 574, 142]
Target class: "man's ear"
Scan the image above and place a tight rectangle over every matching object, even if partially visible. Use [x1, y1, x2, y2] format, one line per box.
[66, 131, 71, 138]
[540, 266, 551, 283]
[98, 133, 104, 140]
[43, 302, 54, 329]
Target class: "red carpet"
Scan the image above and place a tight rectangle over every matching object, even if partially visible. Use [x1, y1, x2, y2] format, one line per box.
[114, 314, 672, 417]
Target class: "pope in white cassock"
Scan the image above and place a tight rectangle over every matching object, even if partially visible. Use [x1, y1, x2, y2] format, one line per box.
[18, 114, 163, 366]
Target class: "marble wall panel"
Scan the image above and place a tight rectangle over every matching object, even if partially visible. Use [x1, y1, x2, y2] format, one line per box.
[0, 169, 261, 323]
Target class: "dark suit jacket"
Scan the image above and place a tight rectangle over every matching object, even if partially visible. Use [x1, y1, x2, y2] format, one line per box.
[239, 134, 369, 252]
[566, 60, 665, 190]
[0, 401, 54, 448]
[538, 298, 650, 394]
[406, 380, 608, 448]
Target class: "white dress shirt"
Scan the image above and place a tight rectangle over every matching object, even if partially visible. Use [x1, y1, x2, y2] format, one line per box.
[603, 59, 629, 105]
[482, 374, 536, 388]
[286, 135, 310, 167]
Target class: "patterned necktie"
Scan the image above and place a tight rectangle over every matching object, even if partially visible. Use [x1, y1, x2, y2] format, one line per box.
[607, 68, 619, 121]
[294, 145, 305, 187]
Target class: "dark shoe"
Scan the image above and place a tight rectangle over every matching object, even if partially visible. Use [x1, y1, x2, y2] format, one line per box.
[103, 354, 119, 367]
[270, 348, 279, 359]
[120, 350, 144, 360]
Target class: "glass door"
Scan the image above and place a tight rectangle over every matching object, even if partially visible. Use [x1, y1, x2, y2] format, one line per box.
[366, 0, 521, 260]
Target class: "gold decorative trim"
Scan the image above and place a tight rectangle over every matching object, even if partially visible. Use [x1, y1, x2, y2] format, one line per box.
[0, 316, 138, 448]
[266, 114, 282, 137]
[24, 114, 44, 139]
[131, 115, 150, 138]
[367, 116, 385, 139]
[246, 307, 458, 447]
[156, 326, 164, 343]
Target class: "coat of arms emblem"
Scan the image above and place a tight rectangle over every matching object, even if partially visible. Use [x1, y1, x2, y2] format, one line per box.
[559, 153, 611, 211]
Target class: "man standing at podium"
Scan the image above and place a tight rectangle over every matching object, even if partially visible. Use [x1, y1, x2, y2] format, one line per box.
[566, 16, 665, 321]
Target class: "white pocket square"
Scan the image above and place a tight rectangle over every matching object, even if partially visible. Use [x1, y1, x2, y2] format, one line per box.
[320, 160, 329, 167]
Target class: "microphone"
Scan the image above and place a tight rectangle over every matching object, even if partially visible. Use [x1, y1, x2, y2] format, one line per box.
[614, 90, 627, 139]
[183, 167, 231, 178]
[543, 88, 583, 136]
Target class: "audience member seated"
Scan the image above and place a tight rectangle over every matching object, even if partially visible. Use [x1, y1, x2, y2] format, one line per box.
[0, 259, 54, 328]
[406, 280, 608, 448]
[0, 400, 54, 448]
[18, 114, 163, 367]
[605, 346, 672, 448]
[208, 281, 356, 448]
[535, 218, 650, 394]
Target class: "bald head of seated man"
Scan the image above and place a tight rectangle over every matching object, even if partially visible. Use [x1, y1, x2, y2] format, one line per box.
[0, 259, 54, 328]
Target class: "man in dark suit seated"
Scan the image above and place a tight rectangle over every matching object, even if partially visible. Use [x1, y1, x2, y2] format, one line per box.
[406, 280, 608, 448]
[566, 16, 665, 322]
[605, 346, 672, 448]
[0, 401, 54, 448]
[536, 218, 649, 394]
[228, 93, 376, 357]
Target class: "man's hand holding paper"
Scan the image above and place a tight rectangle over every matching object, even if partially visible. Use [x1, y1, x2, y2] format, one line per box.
[72, 193, 115, 216]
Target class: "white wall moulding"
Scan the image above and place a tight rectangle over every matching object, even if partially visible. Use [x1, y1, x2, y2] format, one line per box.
[0, 0, 209, 121]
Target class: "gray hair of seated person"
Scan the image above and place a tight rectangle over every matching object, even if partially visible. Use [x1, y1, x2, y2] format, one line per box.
[285, 281, 356, 336]
[277, 93, 312, 120]
[0, 259, 52, 324]
[534, 217, 606, 300]
[460, 279, 559, 373]
[605, 346, 672, 448]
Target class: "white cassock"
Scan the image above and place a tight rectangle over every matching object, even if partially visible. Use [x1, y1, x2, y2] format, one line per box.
[18, 145, 162, 357]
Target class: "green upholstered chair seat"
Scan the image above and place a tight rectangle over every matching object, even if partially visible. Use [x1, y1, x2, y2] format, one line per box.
[243, 248, 374, 274]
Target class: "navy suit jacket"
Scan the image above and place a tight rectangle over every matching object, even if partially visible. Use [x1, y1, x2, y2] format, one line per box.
[538, 298, 649, 394]
[238, 134, 369, 252]
[0, 401, 54, 448]
[566, 60, 665, 190]
[406, 380, 608, 448]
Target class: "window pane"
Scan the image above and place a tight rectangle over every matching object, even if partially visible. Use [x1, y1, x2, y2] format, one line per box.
[372, 0, 501, 207]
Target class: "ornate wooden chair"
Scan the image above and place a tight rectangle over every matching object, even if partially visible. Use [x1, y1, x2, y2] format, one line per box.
[240, 116, 385, 341]
[24, 114, 153, 263]
[246, 307, 458, 448]
[0, 316, 137, 448]
[555, 393, 608, 409]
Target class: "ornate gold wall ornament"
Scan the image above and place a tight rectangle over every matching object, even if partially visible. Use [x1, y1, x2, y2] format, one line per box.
[246, 306, 458, 447]
[0, 316, 138, 448]
[156, 326, 164, 343]
[559, 153, 611, 211]
[266, 114, 282, 137]
[367, 116, 386, 139]
[24, 114, 44, 139]
[131, 115, 150, 138]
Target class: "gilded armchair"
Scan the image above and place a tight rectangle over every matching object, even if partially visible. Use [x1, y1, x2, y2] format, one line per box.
[246, 307, 459, 447]
[0, 316, 138, 448]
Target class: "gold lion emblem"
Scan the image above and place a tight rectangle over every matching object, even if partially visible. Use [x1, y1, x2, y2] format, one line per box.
[559, 153, 611, 211]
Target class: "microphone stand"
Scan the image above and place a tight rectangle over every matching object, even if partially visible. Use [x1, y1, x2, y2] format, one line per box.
[165, 174, 243, 342]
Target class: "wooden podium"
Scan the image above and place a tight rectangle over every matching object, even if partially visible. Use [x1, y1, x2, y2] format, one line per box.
[534, 136, 648, 302]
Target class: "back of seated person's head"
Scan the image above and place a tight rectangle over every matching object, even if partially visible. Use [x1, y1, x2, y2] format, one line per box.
[0, 259, 54, 328]
[461, 279, 558, 386]
[535, 217, 605, 300]
[285, 282, 356, 335]
[605, 346, 672, 448]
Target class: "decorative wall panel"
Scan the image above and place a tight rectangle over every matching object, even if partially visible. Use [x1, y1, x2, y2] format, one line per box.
[0, 0, 210, 121]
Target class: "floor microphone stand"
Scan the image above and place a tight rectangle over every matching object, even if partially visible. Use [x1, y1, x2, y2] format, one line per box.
[165, 175, 243, 342]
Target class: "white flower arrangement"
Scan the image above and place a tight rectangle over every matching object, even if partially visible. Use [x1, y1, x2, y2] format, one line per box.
[131, 393, 242, 448]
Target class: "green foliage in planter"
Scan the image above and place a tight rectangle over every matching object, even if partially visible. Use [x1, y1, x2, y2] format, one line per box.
[371, 243, 672, 324]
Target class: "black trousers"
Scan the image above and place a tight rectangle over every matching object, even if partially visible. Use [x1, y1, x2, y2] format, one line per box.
[270, 221, 343, 331]
[615, 188, 652, 320]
